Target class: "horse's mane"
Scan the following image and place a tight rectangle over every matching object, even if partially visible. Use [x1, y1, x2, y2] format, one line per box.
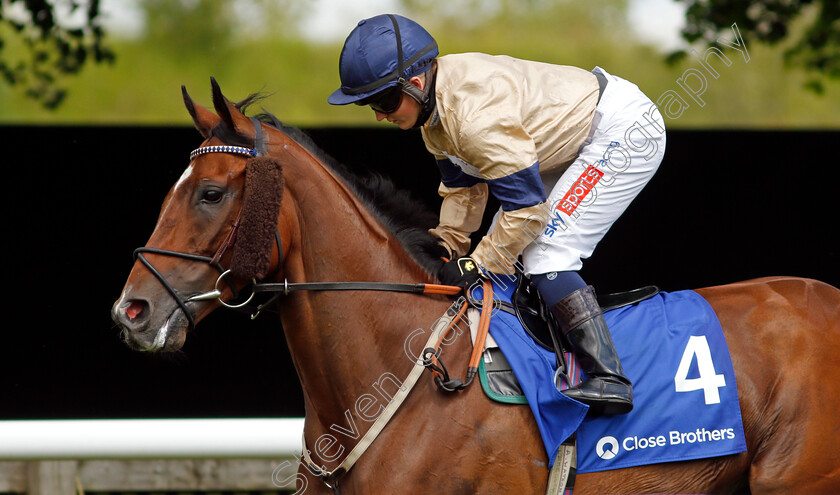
[212, 95, 444, 275]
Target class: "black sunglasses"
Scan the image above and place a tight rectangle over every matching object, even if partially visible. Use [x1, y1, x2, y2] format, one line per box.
[355, 86, 403, 113]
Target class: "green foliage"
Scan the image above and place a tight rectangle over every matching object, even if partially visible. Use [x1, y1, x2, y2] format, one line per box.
[0, 0, 115, 108]
[141, 0, 237, 59]
[675, 0, 839, 92]
[0, 0, 838, 127]
[140, 0, 306, 56]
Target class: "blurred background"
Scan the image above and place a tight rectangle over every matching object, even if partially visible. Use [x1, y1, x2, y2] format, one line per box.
[1, 0, 838, 424]
[2, 0, 840, 127]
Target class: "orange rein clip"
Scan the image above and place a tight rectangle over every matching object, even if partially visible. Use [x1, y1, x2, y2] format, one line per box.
[424, 280, 494, 390]
[468, 281, 494, 372]
[422, 284, 464, 296]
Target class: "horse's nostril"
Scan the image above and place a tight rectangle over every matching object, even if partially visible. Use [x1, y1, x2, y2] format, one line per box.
[126, 300, 146, 320]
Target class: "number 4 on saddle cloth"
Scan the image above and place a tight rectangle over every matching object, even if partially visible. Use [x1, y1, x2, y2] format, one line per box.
[469, 279, 747, 474]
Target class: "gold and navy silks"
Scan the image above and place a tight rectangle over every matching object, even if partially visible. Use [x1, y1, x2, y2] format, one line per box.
[422, 53, 600, 274]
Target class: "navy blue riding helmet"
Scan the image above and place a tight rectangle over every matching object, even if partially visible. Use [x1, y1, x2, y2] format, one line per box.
[328, 14, 438, 108]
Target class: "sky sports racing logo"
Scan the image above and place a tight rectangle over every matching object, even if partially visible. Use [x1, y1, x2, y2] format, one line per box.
[556, 165, 604, 216]
[595, 428, 737, 461]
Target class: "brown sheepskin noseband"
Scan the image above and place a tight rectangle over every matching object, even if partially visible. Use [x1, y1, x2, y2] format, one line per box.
[230, 157, 284, 280]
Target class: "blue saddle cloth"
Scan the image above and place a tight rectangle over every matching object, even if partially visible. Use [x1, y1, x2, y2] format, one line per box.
[475, 280, 747, 473]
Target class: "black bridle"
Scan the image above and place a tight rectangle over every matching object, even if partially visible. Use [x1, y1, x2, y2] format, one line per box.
[133, 118, 460, 330]
[132, 117, 267, 329]
[127, 116, 483, 495]
[133, 247, 232, 329]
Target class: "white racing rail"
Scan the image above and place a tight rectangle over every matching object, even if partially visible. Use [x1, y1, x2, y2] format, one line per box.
[0, 418, 304, 460]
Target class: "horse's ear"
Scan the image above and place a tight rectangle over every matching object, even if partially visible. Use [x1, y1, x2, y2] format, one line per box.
[230, 157, 284, 280]
[210, 77, 252, 136]
[182, 85, 218, 138]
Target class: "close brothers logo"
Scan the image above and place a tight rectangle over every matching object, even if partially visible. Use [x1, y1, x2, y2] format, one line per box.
[596, 436, 619, 460]
[595, 428, 737, 461]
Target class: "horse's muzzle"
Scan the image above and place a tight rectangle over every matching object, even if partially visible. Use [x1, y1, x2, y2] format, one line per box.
[111, 297, 189, 352]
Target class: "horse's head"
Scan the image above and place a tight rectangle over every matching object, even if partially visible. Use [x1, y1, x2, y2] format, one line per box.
[111, 78, 285, 352]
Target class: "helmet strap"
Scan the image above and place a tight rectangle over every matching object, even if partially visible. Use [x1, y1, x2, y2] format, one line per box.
[408, 61, 438, 128]
[388, 13, 436, 128]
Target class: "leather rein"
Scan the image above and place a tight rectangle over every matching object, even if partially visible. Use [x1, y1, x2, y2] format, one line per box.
[135, 119, 493, 493]
[135, 118, 461, 329]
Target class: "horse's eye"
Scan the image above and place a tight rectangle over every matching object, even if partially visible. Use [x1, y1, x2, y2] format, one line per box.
[201, 189, 224, 204]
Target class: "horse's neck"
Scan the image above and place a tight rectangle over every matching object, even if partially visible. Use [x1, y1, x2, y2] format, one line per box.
[280, 144, 432, 287]
[276, 145, 450, 434]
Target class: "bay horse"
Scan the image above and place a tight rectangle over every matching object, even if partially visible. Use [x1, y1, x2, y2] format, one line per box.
[111, 80, 840, 494]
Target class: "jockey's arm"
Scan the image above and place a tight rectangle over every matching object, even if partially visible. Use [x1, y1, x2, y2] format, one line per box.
[429, 160, 547, 276]
[429, 180, 488, 259]
[471, 202, 547, 277]
[443, 113, 548, 276]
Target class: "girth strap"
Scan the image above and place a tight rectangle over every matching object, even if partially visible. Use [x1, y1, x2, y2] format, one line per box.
[546, 437, 577, 495]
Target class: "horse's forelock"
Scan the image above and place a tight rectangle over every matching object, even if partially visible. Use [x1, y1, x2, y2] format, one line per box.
[209, 121, 253, 149]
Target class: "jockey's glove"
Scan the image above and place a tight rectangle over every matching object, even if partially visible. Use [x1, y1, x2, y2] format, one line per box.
[431, 239, 453, 262]
[438, 257, 483, 289]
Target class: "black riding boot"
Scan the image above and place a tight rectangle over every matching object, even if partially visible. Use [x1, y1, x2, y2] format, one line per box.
[550, 285, 633, 415]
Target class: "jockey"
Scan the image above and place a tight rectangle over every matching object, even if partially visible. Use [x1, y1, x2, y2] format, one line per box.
[328, 14, 666, 415]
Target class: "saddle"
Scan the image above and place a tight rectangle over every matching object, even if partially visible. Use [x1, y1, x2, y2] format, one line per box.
[482, 275, 659, 401]
[501, 275, 659, 354]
